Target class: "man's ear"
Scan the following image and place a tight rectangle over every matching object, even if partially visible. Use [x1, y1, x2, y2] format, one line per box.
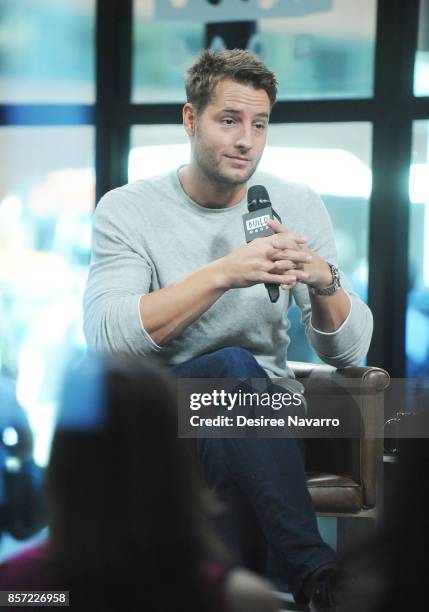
[183, 103, 197, 137]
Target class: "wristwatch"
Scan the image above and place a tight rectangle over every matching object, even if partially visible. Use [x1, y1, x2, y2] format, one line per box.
[309, 262, 341, 296]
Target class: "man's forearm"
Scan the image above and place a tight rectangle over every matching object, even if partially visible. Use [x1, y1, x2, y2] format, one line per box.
[140, 259, 228, 346]
[140, 233, 308, 346]
[308, 288, 351, 333]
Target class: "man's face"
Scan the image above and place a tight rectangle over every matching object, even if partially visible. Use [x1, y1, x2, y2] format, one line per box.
[189, 79, 270, 188]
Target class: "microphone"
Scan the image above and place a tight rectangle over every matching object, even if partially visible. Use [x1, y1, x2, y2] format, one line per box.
[243, 185, 282, 303]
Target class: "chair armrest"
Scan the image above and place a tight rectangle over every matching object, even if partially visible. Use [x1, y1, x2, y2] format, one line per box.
[288, 362, 390, 509]
[332, 366, 390, 393]
[288, 361, 390, 393]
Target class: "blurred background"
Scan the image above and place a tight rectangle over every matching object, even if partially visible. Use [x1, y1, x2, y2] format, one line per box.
[0, 0, 428, 562]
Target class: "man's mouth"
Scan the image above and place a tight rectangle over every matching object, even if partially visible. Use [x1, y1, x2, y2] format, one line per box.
[225, 155, 251, 164]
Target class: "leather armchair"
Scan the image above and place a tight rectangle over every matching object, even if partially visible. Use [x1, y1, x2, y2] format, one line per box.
[289, 362, 390, 519]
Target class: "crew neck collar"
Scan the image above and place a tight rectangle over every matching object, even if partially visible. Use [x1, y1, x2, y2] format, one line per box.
[173, 165, 247, 215]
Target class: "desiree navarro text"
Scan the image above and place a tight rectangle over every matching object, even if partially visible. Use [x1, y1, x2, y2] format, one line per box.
[189, 415, 341, 428]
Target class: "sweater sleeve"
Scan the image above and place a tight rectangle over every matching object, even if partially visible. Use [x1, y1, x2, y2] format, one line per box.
[291, 186, 373, 367]
[83, 189, 165, 355]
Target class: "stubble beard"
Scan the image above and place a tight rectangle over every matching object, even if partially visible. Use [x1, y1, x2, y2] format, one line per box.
[193, 136, 259, 190]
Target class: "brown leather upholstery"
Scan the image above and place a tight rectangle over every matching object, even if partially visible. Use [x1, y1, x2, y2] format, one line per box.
[289, 362, 390, 515]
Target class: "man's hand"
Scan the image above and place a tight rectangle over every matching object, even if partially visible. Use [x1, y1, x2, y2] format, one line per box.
[216, 226, 310, 291]
[266, 219, 333, 291]
[265, 219, 351, 332]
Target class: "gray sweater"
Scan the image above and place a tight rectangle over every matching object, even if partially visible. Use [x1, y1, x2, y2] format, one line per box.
[83, 168, 373, 380]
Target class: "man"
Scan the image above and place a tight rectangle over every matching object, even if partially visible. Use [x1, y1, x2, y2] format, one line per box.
[83, 49, 372, 609]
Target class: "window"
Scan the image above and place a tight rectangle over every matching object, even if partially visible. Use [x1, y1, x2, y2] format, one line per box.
[132, 0, 377, 102]
[266, 123, 371, 362]
[414, 0, 429, 96]
[407, 120, 429, 377]
[260, 0, 377, 100]
[0, 0, 95, 103]
[129, 125, 189, 180]
[0, 127, 94, 465]
[132, 0, 203, 102]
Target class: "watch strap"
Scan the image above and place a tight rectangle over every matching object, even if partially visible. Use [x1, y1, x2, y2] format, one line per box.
[309, 262, 341, 296]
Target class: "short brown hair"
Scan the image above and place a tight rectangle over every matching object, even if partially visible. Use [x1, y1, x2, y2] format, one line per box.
[185, 49, 278, 114]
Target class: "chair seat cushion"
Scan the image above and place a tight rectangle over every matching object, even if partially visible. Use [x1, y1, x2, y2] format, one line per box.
[306, 471, 363, 513]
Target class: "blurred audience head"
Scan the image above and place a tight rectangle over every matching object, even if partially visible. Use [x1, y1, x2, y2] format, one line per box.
[47, 353, 224, 609]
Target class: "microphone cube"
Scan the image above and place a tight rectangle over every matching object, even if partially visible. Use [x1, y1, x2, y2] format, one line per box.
[242, 205, 274, 243]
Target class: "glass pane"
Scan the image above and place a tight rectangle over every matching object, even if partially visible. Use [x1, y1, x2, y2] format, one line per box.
[0, 0, 95, 103]
[129, 122, 371, 364]
[0, 127, 95, 469]
[407, 121, 429, 377]
[265, 123, 371, 362]
[132, 0, 204, 102]
[259, 0, 376, 100]
[129, 125, 189, 181]
[414, 0, 429, 96]
[132, 0, 376, 102]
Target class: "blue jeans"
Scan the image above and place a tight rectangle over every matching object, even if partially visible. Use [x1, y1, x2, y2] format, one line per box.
[173, 347, 337, 602]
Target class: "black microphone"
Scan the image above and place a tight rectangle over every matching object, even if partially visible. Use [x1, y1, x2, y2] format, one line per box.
[243, 185, 282, 303]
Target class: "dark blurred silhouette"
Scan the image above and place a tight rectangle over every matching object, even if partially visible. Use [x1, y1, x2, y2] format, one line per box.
[0, 355, 280, 612]
[0, 376, 46, 541]
[339, 406, 429, 611]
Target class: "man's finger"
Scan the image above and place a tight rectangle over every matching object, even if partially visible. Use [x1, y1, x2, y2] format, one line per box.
[266, 218, 288, 234]
[280, 282, 296, 291]
[273, 249, 312, 264]
[266, 219, 308, 244]
[262, 272, 297, 285]
[271, 234, 308, 250]
[289, 269, 309, 282]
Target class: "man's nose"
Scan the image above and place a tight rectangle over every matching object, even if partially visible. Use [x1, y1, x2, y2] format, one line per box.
[235, 124, 253, 150]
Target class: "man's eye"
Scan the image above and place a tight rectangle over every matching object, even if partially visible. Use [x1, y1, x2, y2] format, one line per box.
[255, 123, 266, 130]
[222, 118, 235, 125]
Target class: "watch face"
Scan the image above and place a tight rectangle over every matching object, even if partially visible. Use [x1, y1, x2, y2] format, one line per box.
[330, 264, 340, 286]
